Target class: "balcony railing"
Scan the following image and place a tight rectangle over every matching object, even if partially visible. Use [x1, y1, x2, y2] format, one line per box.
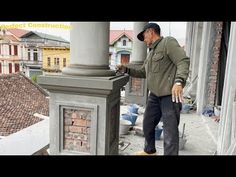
[22, 60, 42, 67]
[21, 38, 45, 43]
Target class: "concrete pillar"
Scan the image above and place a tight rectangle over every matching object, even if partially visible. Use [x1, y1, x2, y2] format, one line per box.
[38, 22, 129, 155]
[130, 22, 148, 64]
[217, 22, 236, 154]
[187, 22, 195, 81]
[187, 22, 203, 99]
[125, 22, 148, 106]
[183, 22, 193, 97]
[185, 22, 194, 58]
[62, 22, 114, 76]
[196, 22, 215, 115]
[191, 22, 203, 82]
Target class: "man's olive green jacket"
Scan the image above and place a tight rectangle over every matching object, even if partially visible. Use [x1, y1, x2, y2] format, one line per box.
[127, 36, 190, 97]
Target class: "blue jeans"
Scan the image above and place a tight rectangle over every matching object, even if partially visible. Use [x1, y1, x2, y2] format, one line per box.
[143, 92, 182, 155]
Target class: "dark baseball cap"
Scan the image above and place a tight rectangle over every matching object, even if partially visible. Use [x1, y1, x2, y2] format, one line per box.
[137, 23, 160, 41]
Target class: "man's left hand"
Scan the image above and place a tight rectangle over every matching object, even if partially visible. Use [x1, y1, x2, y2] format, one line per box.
[172, 83, 183, 103]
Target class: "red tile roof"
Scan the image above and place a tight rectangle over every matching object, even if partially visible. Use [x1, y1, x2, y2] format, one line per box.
[0, 35, 19, 42]
[7, 28, 30, 38]
[110, 30, 133, 44]
[4, 35, 19, 42]
[0, 73, 49, 136]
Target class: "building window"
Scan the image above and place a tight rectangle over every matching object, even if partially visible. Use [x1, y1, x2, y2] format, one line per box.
[0, 63, 2, 73]
[33, 53, 38, 61]
[33, 49, 38, 61]
[28, 49, 31, 60]
[54, 58, 57, 65]
[9, 63, 12, 73]
[56, 58, 60, 66]
[9, 45, 12, 55]
[14, 45, 18, 56]
[63, 58, 66, 67]
[15, 63, 19, 72]
[47, 57, 51, 67]
[123, 40, 126, 46]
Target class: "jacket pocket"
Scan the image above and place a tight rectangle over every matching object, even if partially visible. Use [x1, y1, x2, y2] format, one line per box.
[151, 52, 164, 73]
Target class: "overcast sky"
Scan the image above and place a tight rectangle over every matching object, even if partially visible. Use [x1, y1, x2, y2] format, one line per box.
[0, 22, 187, 45]
[110, 22, 187, 45]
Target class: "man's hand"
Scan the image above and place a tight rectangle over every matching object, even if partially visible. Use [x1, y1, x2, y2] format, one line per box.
[116, 65, 127, 74]
[172, 83, 183, 103]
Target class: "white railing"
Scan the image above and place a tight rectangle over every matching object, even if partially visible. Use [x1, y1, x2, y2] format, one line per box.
[0, 118, 49, 155]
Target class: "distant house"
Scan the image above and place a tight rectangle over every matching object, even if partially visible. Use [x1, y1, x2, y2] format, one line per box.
[0, 28, 29, 75]
[109, 30, 133, 70]
[7, 28, 30, 39]
[0, 73, 49, 137]
[20, 31, 70, 78]
[41, 46, 70, 74]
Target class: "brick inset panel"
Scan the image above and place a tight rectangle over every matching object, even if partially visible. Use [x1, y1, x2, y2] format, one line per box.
[207, 22, 223, 106]
[129, 77, 142, 96]
[63, 108, 91, 153]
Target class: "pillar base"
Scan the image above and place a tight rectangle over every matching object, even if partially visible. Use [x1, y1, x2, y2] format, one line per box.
[38, 74, 129, 155]
[62, 64, 115, 77]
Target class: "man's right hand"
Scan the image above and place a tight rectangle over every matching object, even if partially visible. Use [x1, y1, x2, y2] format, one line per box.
[116, 65, 127, 74]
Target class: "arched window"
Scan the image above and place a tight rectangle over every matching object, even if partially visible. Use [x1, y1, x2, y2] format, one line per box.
[123, 40, 126, 46]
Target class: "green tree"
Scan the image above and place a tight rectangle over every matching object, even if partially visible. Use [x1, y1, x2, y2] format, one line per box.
[31, 74, 38, 83]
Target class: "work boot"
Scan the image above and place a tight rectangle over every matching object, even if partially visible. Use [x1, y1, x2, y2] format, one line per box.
[134, 151, 157, 155]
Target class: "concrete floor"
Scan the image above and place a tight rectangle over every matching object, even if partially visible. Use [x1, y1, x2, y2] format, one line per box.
[119, 104, 219, 155]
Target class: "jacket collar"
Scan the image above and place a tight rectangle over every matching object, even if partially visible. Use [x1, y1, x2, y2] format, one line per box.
[149, 36, 163, 50]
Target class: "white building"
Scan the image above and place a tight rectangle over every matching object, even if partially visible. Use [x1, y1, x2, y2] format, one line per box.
[0, 28, 28, 74]
[109, 30, 133, 70]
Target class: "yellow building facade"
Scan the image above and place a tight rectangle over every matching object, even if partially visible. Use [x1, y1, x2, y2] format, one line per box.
[42, 46, 70, 73]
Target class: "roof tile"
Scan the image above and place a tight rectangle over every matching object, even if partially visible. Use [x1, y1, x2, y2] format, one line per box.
[0, 73, 49, 136]
[110, 30, 133, 44]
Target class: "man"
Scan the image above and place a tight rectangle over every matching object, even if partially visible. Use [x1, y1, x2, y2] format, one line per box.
[116, 23, 190, 155]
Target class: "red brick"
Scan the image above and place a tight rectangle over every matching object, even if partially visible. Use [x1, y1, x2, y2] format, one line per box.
[84, 127, 90, 134]
[64, 139, 74, 146]
[64, 132, 73, 139]
[64, 126, 69, 132]
[86, 120, 91, 127]
[64, 118, 72, 125]
[73, 119, 87, 126]
[69, 126, 83, 133]
[71, 112, 78, 119]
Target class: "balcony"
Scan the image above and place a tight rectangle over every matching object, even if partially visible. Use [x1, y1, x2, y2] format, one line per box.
[22, 60, 42, 67]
